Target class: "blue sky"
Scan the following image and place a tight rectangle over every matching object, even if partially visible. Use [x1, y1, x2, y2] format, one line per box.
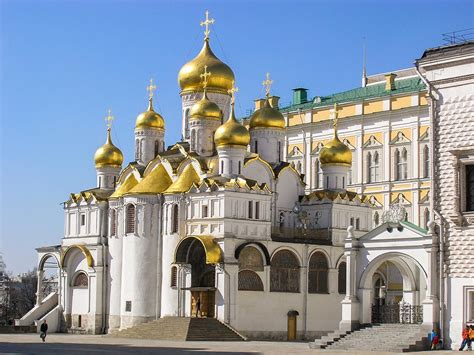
[1, 0, 472, 274]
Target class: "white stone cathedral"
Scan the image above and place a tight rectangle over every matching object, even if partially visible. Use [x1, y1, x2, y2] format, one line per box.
[16, 13, 474, 349]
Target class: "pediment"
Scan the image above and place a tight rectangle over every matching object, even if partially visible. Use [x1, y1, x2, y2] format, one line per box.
[288, 146, 303, 158]
[390, 131, 411, 145]
[363, 135, 383, 148]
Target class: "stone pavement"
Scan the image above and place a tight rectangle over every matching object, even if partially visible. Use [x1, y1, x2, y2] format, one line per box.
[0, 334, 458, 354]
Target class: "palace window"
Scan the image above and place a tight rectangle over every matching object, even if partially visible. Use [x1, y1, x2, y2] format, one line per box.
[238, 270, 264, 291]
[72, 272, 88, 287]
[308, 252, 328, 294]
[248, 201, 253, 219]
[170, 266, 177, 288]
[80, 214, 86, 226]
[278, 141, 282, 161]
[191, 130, 196, 151]
[238, 161, 241, 175]
[238, 246, 264, 271]
[270, 250, 300, 293]
[338, 262, 347, 294]
[466, 165, 474, 212]
[171, 204, 179, 233]
[422, 145, 430, 178]
[154, 140, 160, 157]
[395, 148, 408, 180]
[184, 109, 190, 139]
[202, 205, 208, 218]
[126, 204, 135, 234]
[367, 151, 380, 183]
[255, 201, 260, 220]
[135, 139, 139, 160]
[125, 301, 132, 312]
[255, 140, 258, 154]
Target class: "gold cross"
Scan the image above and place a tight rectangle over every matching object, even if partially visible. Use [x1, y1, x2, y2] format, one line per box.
[262, 72, 273, 97]
[146, 78, 157, 99]
[227, 81, 239, 105]
[105, 109, 114, 129]
[200, 10, 215, 40]
[200, 65, 212, 89]
[331, 103, 339, 130]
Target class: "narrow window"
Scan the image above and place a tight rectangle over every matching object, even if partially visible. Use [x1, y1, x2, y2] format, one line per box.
[297, 161, 302, 174]
[135, 139, 139, 160]
[338, 262, 347, 294]
[374, 211, 380, 227]
[113, 176, 117, 188]
[110, 210, 116, 236]
[466, 165, 474, 212]
[367, 152, 372, 183]
[238, 161, 241, 174]
[99, 176, 102, 188]
[308, 252, 328, 294]
[172, 204, 179, 233]
[80, 214, 86, 226]
[423, 145, 430, 178]
[350, 217, 354, 227]
[191, 130, 196, 151]
[326, 176, 329, 188]
[202, 205, 208, 218]
[220, 160, 224, 174]
[401, 148, 408, 179]
[78, 315, 82, 328]
[248, 201, 253, 219]
[424, 208, 430, 229]
[278, 142, 282, 161]
[356, 218, 360, 230]
[314, 160, 320, 189]
[126, 205, 135, 234]
[125, 301, 132, 312]
[255, 140, 258, 153]
[342, 176, 345, 188]
[170, 266, 177, 288]
[255, 201, 260, 220]
[154, 140, 159, 156]
[395, 149, 401, 180]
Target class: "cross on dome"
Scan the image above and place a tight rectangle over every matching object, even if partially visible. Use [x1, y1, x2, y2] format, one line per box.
[228, 81, 239, 105]
[331, 103, 339, 131]
[263, 72, 273, 97]
[200, 10, 215, 41]
[147, 78, 157, 99]
[200, 65, 212, 89]
[105, 109, 114, 130]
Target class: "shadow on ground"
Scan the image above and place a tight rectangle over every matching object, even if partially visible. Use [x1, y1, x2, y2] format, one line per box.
[0, 342, 259, 355]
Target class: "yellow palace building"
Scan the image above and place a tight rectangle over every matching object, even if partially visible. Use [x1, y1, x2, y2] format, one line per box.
[245, 68, 431, 230]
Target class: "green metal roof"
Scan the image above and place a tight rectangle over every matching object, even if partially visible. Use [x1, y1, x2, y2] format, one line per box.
[401, 220, 428, 235]
[240, 78, 426, 120]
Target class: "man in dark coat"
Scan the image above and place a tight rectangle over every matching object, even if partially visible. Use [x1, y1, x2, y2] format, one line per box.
[40, 320, 48, 342]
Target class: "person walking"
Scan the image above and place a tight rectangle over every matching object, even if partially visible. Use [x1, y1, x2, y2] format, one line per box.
[195, 297, 201, 317]
[469, 325, 474, 351]
[430, 329, 439, 350]
[40, 320, 48, 343]
[459, 325, 470, 351]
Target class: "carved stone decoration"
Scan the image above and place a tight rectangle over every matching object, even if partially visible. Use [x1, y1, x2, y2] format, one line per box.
[382, 203, 407, 224]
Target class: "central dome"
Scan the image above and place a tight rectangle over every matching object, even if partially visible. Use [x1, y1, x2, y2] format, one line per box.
[178, 39, 235, 94]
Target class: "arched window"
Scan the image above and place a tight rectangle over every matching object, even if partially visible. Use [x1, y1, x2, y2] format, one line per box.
[238, 246, 264, 271]
[367, 152, 372, 183]
[422, 145, 430, 178]
[374, 211, 380, 227]
[110, 209, 116, 236]
[135, 139, 139, 160]
[338, 262, 346, 294]
[172, 204, 179, 234]
[248, 201, 253, 219]
[308, 252, 328, 294]
[278, 141, 282, 161]
[170, 266, 177, 288]
[73, 272, 88, 287]
[314, 160, 320, 189]
[238, 270, 264, 291]
[184, 109, 190, 139]
[396, 148, 408, 180]
[254, 140, 258, 153]
[401, 148, 408, 179]
[270, 250, 300, 293]
[368, 152, 380, 183]
[238, 161, 241, 174]
[424, 208, 430, 229]
[220, 160, 224, 174]
[191, 130, 196, 151]
[154, 140, 160, 157]
[126, 204, 135, 234]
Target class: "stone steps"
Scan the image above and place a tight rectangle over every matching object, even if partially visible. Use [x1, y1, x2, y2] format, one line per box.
[309, 324, 430, 352]
[110, 317, 246, 341]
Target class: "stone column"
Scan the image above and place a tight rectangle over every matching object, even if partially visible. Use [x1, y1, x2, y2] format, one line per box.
[339, 226, 360, 331]
[36, 269, 44, 305]
[422, 226, 440, 327]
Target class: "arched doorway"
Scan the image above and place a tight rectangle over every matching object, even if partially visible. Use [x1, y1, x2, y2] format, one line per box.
[174, 236, 222, 318]
[37, 253, 61, 305]
[359, 253, 427, 324]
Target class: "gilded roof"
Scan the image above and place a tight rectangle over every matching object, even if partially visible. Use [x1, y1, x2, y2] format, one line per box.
[249, 98, 285, 129]
[94, 129, 123, 169]
[110, 174, 139, 199]
[164, 164, 201, 194]
[66, 188, 113, 205]
[135, 98, 165, 130]
[127, 164, 172, 195]
[301, 189, 371, 205]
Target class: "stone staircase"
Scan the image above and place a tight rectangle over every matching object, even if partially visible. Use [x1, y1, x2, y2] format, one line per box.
[110, 317, 246, 341]
[310, 324, 430, 352]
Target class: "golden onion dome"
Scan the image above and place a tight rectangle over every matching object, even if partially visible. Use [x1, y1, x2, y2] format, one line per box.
[178, 39, 235, 94]
[249, 98, 285, 129]
[94, 129, 124, 168]
[135, 98, 165, 130]
[189, 90, 222, 121]
[214, 103, 250, 148]
[319, 134, 352, 167]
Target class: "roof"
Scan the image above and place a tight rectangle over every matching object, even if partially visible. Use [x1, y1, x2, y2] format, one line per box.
[417, 40, 474, 62]
[65, 188, 113, 205]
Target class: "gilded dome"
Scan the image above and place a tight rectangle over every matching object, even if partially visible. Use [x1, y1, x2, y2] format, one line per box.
[135, 98, 165, 130]
[178, 39, 235, 94]
[249, 98, 285, 129]
[214, 104, 250, 148]
[189, 91, 222, 121]
[94, 129, 124, 168]
[319, 134, 352, 167]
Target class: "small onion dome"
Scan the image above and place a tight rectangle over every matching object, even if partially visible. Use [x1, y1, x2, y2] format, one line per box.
[319, 134, 352, 167]
[178, 39, 235, 94]
[94, 129, 124, 168]
[189, 91, 222, 121]
[249, 98, 285, 129]
[214, 103, 250, 148]
[135, 98, 165, 130]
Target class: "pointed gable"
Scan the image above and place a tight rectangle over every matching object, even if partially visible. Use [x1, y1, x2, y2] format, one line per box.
[110, 174, 139, 199]
[127, 164, 172, 195]
[164, 164, 201, 194]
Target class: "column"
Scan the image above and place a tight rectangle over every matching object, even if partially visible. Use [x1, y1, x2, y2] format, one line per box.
[36, 269, 44, 305]
[422, 230, 440, 327]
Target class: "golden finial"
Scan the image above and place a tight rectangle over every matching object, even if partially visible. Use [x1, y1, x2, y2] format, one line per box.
[262, 72, 273, 98]
[105, 109, 114, 130]
[200, 10, 215, 41]
[331, 103, 339, 134]
[147, 78, 157, 99]
[200, 65, 212, 90]
[227, 80, 239, 105]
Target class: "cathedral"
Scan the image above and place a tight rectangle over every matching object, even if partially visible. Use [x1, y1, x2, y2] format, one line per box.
[16, 12, 474, 349]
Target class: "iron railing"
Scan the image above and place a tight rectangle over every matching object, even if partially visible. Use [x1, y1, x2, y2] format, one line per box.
[372, 303, 423, 324]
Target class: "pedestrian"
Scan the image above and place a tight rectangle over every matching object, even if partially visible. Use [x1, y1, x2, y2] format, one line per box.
[469, 325, 474, 351]
[459, 325, 470, 351]
[195, 297, 201, 317]
[40, 320, 48, 343]
[430, 329, 439, 350]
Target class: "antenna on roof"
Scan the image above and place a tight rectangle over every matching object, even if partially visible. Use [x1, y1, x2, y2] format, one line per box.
[362, 37, 367, 87]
